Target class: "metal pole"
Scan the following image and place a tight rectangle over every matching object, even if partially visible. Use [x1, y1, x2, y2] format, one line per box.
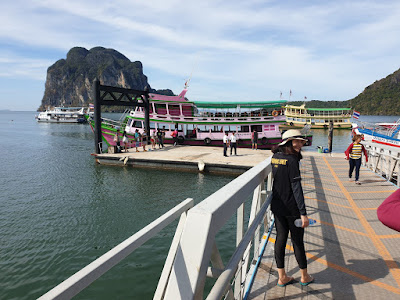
[94, 79, 102, 154]
[144, 86, 150, 145]
[328, 121, 333, 153]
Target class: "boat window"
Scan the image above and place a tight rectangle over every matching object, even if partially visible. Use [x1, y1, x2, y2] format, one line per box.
[174, 124, 183, 132]
[133, 120, 143, 128]
[169, 104, 181, 116]
[238, 125, 249, 132]
[182, 105, 193, 117]
[155, 104, 167, 114]
[127, 119, 133, 127]
[263, 124, 275, 131]
[212, 125, 223, 132]
[198, 125, 209, 132]
[157, 122, 170, 131]
[251, 125, 262, 132]
[150, 122, 155, 129]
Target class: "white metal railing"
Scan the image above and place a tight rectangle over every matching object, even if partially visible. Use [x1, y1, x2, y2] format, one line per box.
[162, 157, 273, 300]
[39, 157, 274, 300]
[362, 141, 400, 186]
[38, 198, 194, 300]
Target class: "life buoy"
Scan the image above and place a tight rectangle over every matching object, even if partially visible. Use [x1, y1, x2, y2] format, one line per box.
[204, 137, 211, 145]
[177, 136, 185, 144]
[272, 110, 279, 117]
[261, 137, 267, 145]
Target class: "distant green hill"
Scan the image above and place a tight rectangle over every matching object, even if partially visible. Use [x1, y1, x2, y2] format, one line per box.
[288, 68, 400, 116]
[348, 68, 400, 115]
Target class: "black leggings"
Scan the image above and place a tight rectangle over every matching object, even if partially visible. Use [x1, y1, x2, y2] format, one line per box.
[274, 214, 307, 269]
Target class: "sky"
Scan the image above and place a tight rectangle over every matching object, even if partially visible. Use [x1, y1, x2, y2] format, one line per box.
[1, 0, 400, 111]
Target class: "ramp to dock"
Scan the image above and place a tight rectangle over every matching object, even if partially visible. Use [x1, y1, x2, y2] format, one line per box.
[248, 155, 400, 299]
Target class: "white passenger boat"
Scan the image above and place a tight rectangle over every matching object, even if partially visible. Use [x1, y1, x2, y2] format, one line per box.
[284, 104, 352, 129]
[353, 118, 400, 148]
[87, 84, 313, 149]
[36, 107, 89, 123]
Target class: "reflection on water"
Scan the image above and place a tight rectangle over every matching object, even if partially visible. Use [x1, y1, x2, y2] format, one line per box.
[305, 128, 353, 153]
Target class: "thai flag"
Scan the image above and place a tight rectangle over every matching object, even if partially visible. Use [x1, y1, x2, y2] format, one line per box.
[353, 110, 360, 119]
[89, 103, 94, 109]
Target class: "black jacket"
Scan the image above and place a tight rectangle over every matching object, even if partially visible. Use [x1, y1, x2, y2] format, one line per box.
[271, 152, 307, 217]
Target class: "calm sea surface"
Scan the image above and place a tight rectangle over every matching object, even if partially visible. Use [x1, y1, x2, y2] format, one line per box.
[0, 111, 397, 299]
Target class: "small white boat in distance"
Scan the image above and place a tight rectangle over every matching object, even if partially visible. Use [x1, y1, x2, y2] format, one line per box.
[36, 107, 89, 123]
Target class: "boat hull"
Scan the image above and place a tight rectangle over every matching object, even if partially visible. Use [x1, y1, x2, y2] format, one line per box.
[354, 127, 400, 149]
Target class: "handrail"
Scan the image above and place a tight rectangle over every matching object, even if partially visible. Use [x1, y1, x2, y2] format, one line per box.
[38, 198, 194, 300]
[163, 157, 273, 299]
[362, 141, 400, 187]
[206, 194, 272, 300]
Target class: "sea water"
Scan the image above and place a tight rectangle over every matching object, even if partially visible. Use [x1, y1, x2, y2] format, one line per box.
[0, 111, 397, 299]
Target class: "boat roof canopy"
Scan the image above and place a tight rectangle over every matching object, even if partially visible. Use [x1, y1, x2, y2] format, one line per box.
[193, 100, 287, 109]
[285, 105, 351, 111]
[307, 107, 352, 111]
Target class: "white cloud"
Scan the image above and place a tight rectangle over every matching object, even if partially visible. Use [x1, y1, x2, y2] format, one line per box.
[1, 0, 400, 110]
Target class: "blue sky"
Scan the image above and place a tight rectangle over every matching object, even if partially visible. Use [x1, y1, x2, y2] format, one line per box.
[1, 0, 400, 111]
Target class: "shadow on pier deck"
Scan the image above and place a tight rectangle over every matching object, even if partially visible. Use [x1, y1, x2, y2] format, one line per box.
[248, 155, 400, 299]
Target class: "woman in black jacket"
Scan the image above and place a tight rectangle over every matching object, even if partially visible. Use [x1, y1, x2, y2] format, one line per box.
[271, 129, 314, 287]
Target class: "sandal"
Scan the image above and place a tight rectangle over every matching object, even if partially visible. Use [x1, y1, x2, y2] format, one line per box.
[300, 276, 314, 286]
[277, 277, 295, 287]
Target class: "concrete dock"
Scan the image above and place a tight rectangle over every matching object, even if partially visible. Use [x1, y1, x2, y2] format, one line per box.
[94, 145, 275, 174]
[93, 145, 333, 174]
[248, 155, 400, 300]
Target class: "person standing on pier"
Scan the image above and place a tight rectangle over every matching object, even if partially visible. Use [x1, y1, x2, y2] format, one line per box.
[345, 134, 368, 185]
[230, 132, 237, 155]
[157, 129, 164, 148]
[122, 131, 129, 152]
[172, 127, 178, 146]
[134, 129, 141, 152]
[223, 132, 229, 157]
[271, 129, 314, 287]
[252, 129, 258, 150]
[114, 129, 121, 153]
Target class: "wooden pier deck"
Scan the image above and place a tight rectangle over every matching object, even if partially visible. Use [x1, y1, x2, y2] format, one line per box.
[248, 155, 400, 300]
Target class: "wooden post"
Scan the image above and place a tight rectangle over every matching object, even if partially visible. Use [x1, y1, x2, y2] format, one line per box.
[328, 121, 334, 153]
[93, 79, 102, 154]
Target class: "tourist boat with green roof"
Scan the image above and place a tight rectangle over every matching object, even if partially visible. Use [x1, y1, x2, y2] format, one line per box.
[88, 85, 313, 150]
[284, 104, 352, 129]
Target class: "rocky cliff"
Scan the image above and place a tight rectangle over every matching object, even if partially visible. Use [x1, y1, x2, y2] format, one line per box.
[39, 47, 173, 111]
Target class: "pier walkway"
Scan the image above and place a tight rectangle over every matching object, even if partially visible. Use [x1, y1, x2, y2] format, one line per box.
[41, 146, 399, 299]
[248, 155, 400, 300]
[95, 146, 400, 299]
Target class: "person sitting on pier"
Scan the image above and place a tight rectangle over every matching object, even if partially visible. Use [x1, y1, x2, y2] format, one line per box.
[345, 134, 368, 185]
[271, 129, 314, 287]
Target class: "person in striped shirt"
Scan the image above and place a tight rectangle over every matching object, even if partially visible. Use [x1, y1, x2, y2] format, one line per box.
[345, 134, 368, 185]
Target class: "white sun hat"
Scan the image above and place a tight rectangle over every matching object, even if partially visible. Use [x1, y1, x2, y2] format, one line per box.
[278, 129, 307, 146]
